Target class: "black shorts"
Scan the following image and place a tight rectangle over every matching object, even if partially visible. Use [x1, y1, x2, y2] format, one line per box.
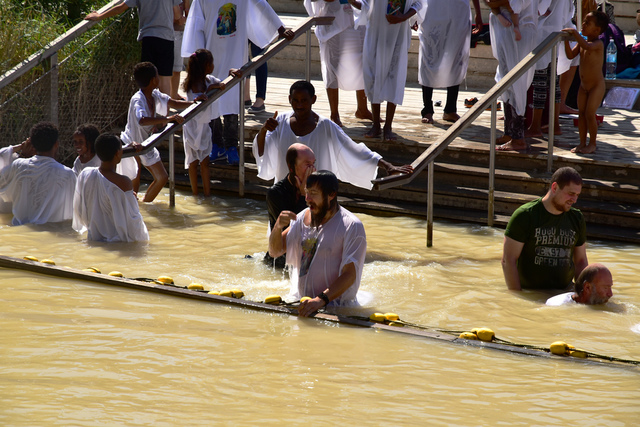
[140, 36, 174, 77]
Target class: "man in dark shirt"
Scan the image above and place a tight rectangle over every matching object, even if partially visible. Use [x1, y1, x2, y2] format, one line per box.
[264, 143, 316, 268]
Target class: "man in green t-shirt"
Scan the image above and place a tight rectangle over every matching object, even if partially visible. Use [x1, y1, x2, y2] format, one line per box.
[502, 167, 588, 291]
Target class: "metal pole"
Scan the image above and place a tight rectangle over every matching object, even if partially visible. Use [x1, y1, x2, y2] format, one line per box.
[238, 77, 245, 197]
[169, 133, 175, 207]
[427, 161, 434, 247]
[488, 99, 497, 227]
[49, 53, 59, 125]
[305, 28, 311, 82]
[548, 43, 557, 173]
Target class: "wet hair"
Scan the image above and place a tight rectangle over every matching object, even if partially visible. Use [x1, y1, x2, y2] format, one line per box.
[289, 80, 315, 98]
[551, 167, 582, 189]
[588, 11, 609, 34]
[575, 263, 609, 295]
[95, 133, 123, 162]
[133, 62, 158, 88]
[30, 121, 58, 152]
[73, 124, 100, 154]
[182, 49, 214, 93]
[306, 170, 339, 210]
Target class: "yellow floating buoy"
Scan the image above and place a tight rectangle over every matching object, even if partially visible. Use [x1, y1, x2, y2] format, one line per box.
[219, 289, 233, 297]
[384, 313, 399, 322]
[388, 321, 404, 327]
[41, 259, 55, 265]
[188, 283, 204, 291]
[474, 327, 495, 342]
[208, 290, 220, 295]
[231, 289, 244, 299]
[569, 349, 588, 359]
[300, 296, 312, 303]
[108, 271, 124, 277]
[459, 332, 479, 340]
[264, 295, 282, 305]
[550, 341, 572, 356]
[369, 313, 386, 323]
[156, 276, 174, 285]
[24, 256, 38, 262]
[84, 267, 101, 274]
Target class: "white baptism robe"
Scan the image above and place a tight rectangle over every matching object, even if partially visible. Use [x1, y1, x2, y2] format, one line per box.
[0, 146, 18, 213]
[73, 154, 101, 175]
[183, 75, 221, 167]
[252, 111, 382, 190]
[304, 0, 366, 90]
[545, 292, 576, 306]
[73, 168, 149, 242]
[286, 206, 367, 306]
[556, 0, 579, 74]
[0, 155, 76, 225]
[535, 0, 573, 71]
[418, 0, 471, 88]
[121, 88, 168, 170]
[181, 0, 283, 118]
[355, 0, 425, 105]
[490, 0, 539, 115]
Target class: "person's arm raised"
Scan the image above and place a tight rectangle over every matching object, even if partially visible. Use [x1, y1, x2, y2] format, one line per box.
[256, 111, 279, 157]
[268, 210, 296, 258]
[85, 2, 129, 21]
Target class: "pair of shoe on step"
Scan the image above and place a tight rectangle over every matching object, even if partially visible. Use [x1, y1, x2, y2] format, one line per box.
[210, 144, 240, 165]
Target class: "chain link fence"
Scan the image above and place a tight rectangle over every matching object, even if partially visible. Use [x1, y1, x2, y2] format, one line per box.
[0, 9, 140, 166]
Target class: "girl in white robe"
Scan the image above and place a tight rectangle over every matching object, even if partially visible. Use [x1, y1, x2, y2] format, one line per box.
[182, 49, 224, 196]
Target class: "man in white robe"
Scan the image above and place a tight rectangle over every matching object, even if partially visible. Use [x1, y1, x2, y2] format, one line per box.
[0, 122, 76, 225]
[489, 0, 540, 151]
[268, 171, 367, 315]
[303, 0, 372, 126]
[252, 81, 412, 190]
[181, 0, 294, 160]
[349, 0, 426, 141]
[73, 134, 149, 243]
[418, 0, 482, 123]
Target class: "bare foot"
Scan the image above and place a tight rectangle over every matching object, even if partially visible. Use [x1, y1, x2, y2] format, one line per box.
[496, 138, 528, 151]
[541, 125, 562, 135]
[330, 112, 343, 127]
[355, 109, 374, 121]
[442, 112, 460, 123]
[422, 113, 434, 124]
[559, 104, 578, 115]
[571, 144, 596, 154]
[514, 27, 522, 41]
[525, 128, 543, 138]
[365, 123, 382, 139]
[383, 127, 398, 142]
[497, 14, 512, 28]
[496, 135, 512, 145]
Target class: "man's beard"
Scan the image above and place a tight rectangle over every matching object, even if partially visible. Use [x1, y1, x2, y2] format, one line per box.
[551, 194, 571, 213]
[310, 196, 330, 227]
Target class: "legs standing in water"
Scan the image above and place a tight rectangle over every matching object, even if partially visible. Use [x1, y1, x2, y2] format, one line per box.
[188, 157, 210, 196]
[497, 101, 527, 151]
[421, 85, 460, 123]
[131, 156, 169, 202]
[573, 80, 605, 154]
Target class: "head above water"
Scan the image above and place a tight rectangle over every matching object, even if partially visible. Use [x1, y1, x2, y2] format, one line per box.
[546, 167, 583, 213]
[305, 170, 339, 226]
[286, 143, 316, 180]
[30, 121, 59, 153]
[95, 133, 123, 163]
[574, 263, 613, 304]
[133, 62, 158, 89]
[73, 124, 100, 156]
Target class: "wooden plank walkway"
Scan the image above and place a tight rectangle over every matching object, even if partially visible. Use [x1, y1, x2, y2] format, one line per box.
[242, 75, 640, 170]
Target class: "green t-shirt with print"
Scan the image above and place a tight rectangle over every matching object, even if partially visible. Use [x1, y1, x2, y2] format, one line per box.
[505, 198, 587, 290]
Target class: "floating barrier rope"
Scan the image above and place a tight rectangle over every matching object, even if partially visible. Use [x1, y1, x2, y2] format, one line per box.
[3, 255, 639, 368]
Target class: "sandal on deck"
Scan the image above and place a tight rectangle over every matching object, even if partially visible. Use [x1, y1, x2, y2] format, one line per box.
[464, 97, 478, 108]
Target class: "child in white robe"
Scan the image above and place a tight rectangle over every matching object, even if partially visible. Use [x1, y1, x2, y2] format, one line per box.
[181, 49, 225, 196]
[121, 62, 195, 202]
[72, 124, 101, 175]
[0, 122, 76, 225]
[73, 134, 149, 243]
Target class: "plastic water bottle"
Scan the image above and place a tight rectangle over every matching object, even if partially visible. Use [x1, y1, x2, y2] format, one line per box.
[606, 42, 617, 80]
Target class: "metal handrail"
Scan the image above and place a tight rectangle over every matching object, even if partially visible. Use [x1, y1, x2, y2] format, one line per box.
[372, 31, 570, 246]
[123, 16, 334, 205]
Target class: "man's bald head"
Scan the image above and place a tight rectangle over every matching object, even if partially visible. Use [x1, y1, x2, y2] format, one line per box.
[286, 143, 316, 177]
[575, 263, 613, 304]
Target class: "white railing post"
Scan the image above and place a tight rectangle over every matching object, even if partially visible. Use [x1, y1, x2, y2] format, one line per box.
[426, 161, 434, 247]
[488, 100, 497, 227]
[305, 28, 311, 82]
[169, 133, 175, 207]
[238, 77, 245, 197]
[547, 43, 558, 173]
